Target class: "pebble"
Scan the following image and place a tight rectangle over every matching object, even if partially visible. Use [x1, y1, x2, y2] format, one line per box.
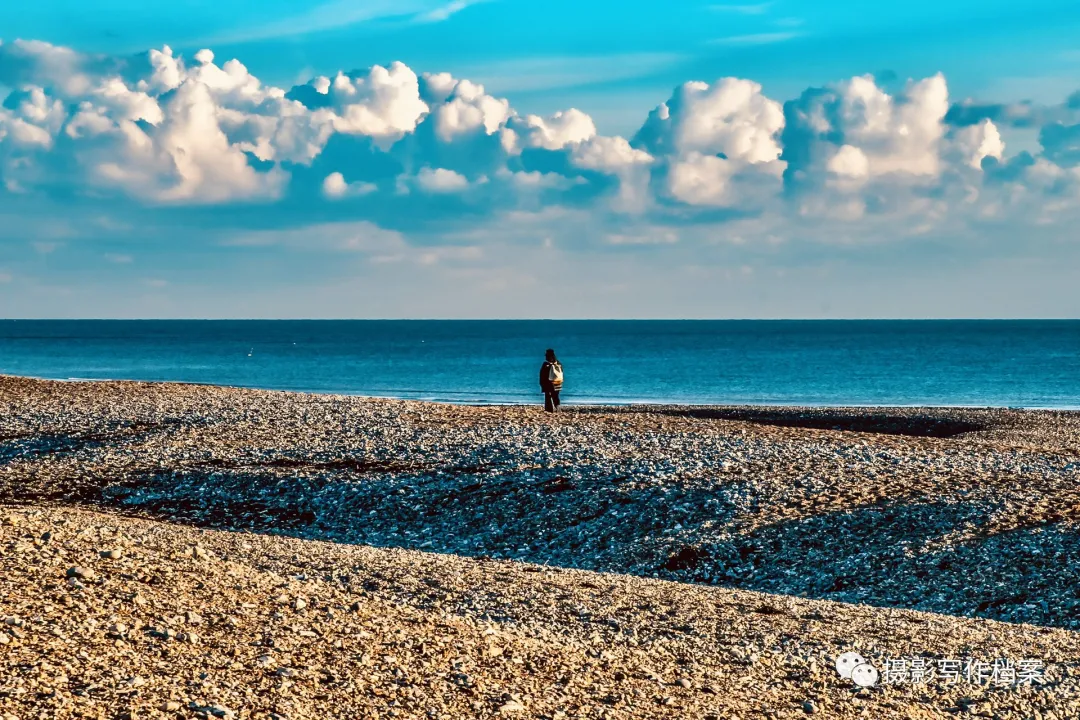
[99, 548, 123, 559]
[498, 701, 525, 713]
[66, 566, 96, 581]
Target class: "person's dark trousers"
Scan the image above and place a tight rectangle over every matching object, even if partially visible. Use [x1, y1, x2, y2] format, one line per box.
[544, 391, 561, 412]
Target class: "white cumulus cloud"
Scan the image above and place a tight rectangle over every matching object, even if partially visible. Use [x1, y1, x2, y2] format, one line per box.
[0, 38, 1078, 249]
[413, 167, 471, 193]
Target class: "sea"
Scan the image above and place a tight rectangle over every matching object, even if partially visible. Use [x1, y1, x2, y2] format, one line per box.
[1, 320, 1079, 408]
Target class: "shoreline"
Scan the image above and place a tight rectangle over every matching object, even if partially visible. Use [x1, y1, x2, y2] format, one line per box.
[3, 374, 1080, 718]
[5, 372, 1080, 411]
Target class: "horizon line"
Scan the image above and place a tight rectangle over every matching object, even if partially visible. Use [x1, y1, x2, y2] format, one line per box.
[2, 318, 1079, 322]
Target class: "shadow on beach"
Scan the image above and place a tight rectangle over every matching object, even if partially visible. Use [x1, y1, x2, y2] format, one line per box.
[570, 405, 988, 438]
[5, 436, 1078, 632]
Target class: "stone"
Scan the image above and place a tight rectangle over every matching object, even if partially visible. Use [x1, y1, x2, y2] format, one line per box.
[497, 701, 525, 713]
[66, 566, 96, 581]
[150, 626, 176, 640]
[99, 548, 123, 559]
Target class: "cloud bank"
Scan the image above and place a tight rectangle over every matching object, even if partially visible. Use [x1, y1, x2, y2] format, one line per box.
[1, 37, 1079, 317]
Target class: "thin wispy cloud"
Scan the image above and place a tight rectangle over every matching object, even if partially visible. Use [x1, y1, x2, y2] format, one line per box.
[415, 0, 487, 23]
[707, 3, 773, 15]
[455, 52, 686, 94]
[606, 230, 679, 246]
[709, 31, 799, 46]
[204, 0, 487, 45]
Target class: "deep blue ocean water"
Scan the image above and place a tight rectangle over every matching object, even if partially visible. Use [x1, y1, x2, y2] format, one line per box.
[1, 320, 1079, 408]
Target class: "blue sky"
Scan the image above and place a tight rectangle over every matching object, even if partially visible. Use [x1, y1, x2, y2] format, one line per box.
[1, 1, 1079, 317]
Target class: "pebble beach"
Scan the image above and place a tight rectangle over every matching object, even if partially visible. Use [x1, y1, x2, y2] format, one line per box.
[2, 374, 1080, 719]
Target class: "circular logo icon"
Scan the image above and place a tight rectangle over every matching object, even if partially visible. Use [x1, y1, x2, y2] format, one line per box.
[851, 662, 880, 688]
[834, 652, 867, 680]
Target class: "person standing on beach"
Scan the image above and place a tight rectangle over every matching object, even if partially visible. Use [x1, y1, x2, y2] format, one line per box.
[540, 349, 563, 413]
